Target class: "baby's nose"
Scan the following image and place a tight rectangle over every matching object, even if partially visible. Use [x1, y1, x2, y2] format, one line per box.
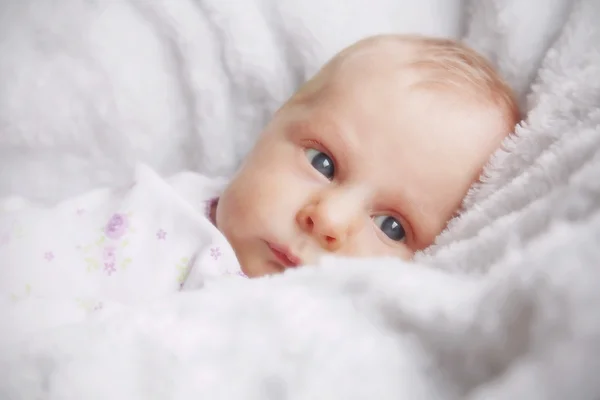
[297, 207, 345, 251]
[297, 192, 364, 252]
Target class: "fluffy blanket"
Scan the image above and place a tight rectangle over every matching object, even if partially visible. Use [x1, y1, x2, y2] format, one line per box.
[0, 0, 462, 203]
[2, 0, 600, 399]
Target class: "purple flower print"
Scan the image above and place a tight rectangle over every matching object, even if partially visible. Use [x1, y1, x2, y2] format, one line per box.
[44, 251, 54, 261]
[210, 247, 222, 260]
[104, 262, 116, 276]
[156, 229, 167, 240]
[102, 246, 118, 275]
[102, 245, 117, 264]
[105, 213, 129, 240]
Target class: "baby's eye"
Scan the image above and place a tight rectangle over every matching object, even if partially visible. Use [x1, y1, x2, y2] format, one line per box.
[373, 215, 406, 242]
[304, 148, 335, 180]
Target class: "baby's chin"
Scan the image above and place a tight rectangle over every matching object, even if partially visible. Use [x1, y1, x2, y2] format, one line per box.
[239, 260, 281, 278]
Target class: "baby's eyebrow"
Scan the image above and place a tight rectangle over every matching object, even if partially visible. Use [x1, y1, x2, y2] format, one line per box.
[287, 119, 321, 140]
[290, 118, 356, 162]
[291, 112, 355, 143]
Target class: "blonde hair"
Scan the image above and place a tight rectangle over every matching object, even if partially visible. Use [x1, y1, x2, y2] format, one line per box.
[288, 34, 520, 125]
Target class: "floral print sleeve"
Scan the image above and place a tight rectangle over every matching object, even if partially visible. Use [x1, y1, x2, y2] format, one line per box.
[0, 164, 245, 317]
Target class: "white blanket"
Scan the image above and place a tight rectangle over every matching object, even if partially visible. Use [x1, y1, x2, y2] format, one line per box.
[2, 0, 600, 399]
[0, 165, 244, 352]
[0, 0, 462, 203]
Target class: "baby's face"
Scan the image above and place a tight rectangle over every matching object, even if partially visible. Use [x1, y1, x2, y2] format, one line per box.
[217, 51, 510, 277]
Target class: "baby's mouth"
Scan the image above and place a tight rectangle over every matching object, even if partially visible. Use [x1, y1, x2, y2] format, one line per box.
[266, 242, 302, 268]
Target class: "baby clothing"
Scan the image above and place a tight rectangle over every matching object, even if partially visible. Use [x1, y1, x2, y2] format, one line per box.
[0, 165, 245, 315]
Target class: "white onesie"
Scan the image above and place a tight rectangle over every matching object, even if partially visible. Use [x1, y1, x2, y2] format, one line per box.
[0, 165, 245, 325]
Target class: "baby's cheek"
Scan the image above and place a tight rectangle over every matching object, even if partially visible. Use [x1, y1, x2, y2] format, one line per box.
[337, 232, 375, 258]
[341, 231, 413, 260]
[228, 181, 273, 231]
[397, 246, 415, 261]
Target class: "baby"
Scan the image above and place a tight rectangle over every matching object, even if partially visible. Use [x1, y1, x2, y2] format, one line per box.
[214, 34, 519, 277]
[0, 35, 518, 310]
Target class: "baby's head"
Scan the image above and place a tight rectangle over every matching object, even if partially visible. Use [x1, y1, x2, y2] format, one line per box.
[217, 34, 520, 277]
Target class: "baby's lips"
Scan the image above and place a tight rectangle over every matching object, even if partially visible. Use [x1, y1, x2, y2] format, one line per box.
[267, 242, 302, 268]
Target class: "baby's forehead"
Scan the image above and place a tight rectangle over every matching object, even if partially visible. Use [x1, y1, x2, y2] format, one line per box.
[328, 38, 419, 77]
[326, 36, 518, 125]
[324, 40, 456, 100]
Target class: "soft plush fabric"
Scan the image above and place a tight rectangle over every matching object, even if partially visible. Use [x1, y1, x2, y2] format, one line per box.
[2, 0, 600, 399]
[0, 0, 463, 204]
[0, 165, 244, 350]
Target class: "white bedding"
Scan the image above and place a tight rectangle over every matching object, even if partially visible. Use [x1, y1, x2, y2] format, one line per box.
[0, 0, 463, 204]
[0, 165, 244, 352]
[2, 0, 600, 399]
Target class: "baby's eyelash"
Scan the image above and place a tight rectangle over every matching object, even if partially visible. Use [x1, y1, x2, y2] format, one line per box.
[304, 139, 327, 152]
[303, 139, 337, 166]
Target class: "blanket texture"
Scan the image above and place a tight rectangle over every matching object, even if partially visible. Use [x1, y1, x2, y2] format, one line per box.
[2, 0, 600, 399]
[0, 0, 462, 203]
